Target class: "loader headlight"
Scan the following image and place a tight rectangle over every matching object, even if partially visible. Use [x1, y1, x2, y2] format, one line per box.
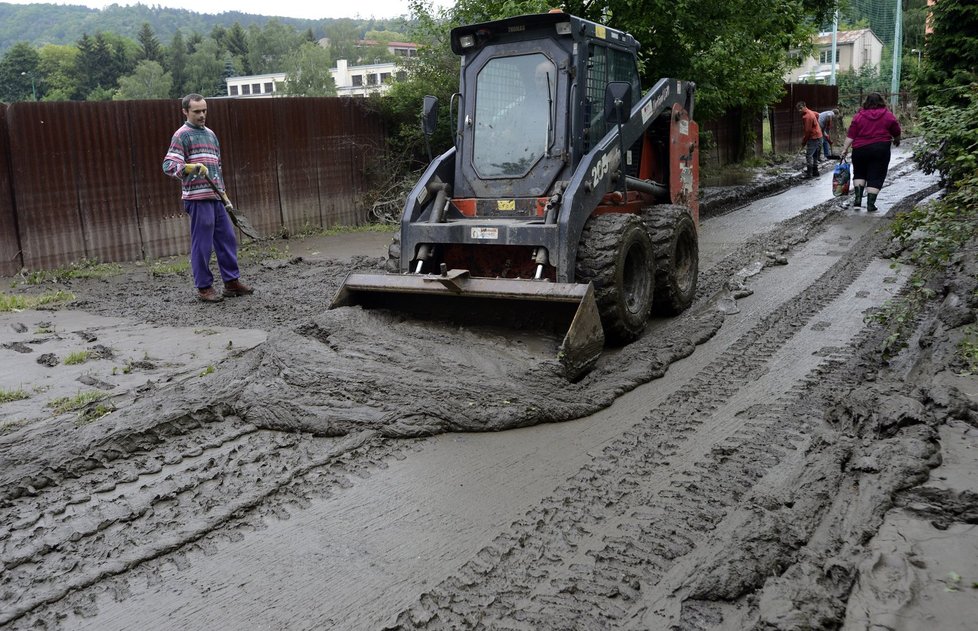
[459, 34, 476, 48]
[555, 22, 572, 35]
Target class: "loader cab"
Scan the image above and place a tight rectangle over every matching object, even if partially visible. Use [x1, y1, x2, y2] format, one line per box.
[450, 12, 642, 207]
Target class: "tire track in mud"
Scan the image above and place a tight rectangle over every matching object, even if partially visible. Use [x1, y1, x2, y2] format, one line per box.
[0, 165, 934, 628]
[0, 420, 394, 627]
[386, 187, 940, 630]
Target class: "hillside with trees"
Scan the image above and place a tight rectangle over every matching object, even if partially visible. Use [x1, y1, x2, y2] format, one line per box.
[0, 2, 411, 53]
[0, 3, 415, 102]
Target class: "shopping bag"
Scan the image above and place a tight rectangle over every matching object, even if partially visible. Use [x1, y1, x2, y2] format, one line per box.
[832, 159, 851, 197]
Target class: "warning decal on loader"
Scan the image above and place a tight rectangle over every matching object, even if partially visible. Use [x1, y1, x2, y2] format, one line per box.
[471, 227, 499, 240]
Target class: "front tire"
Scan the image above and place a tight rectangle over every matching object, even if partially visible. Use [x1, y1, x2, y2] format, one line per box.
[575, 213, 655, 344]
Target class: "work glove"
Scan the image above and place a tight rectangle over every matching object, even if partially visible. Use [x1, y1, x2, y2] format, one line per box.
[893, 137, 901, 147]
[183, 163, 208, 178]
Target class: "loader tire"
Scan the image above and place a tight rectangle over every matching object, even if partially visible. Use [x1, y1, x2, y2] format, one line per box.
[644, 205, 698, 315]
[576, 213, 655, 344]
[384, 232, 401, 273]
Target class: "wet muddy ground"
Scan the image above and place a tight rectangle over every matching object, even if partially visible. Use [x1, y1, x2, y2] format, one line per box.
[1, 150, 976, 629]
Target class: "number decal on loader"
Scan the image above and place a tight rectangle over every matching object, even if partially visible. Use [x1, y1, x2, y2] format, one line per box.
[590, 146, 621, 191]
[497, 200, 516, 211]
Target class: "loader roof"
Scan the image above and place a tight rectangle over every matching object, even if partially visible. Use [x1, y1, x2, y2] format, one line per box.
[450, 11, 639, 56]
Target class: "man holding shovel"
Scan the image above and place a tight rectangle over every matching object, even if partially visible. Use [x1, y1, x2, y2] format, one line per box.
[163, 93, 254, 303]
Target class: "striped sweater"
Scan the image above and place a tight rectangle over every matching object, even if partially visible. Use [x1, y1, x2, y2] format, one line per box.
[162, 122, 225, 201]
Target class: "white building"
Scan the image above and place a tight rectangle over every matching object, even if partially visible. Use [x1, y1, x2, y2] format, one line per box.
[225, 59, 407, 98]
[785, 28, 884, 83]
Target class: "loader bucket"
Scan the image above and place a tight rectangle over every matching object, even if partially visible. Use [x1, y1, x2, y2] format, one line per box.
[329, 270, 605, 378]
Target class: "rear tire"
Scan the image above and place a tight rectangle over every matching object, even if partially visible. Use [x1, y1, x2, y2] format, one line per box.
[384, 232, 401, 273]
[644, 205, 698, 315]
[575, 213, 655, 344]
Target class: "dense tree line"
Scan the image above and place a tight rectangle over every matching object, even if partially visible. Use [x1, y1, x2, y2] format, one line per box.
[0, 3, 411, 54]
[0, 17, 414, 102]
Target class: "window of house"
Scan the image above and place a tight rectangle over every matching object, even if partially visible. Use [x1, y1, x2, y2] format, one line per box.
[252, 83, 261, 94]
[819, 49, 839, 64]
[264, 82, 274, 93]
[230, 85, 239, 96]
[367, 74, 378, 85]
[380, 73, 391, 83]
[242, 84, 251, 95]
[352, 75, 363, 87]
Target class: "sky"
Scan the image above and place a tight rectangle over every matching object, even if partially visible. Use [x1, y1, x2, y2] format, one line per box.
[3, 0, 454, 20]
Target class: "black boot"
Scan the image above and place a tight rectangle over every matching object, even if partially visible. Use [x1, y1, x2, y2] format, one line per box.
[811, 163, 819, 177]
[867, 192, 878, 212]
[853, 186, 864, 207]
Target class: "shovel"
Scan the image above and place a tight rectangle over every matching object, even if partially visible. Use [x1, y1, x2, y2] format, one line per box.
[203, 173, 261, 241]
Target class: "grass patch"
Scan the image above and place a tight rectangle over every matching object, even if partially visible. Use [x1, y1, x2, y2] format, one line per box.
[63, 350, 91, 365]
[77, 402, 115, 425]
[16, 258, 123, 286]
[0, 290, 75, 312]
[150, 258, 190, 277]
[47, 390, 107, 414]
[0, 387, 30, 404]
[199, 365, 215, 377]
[238, 241, 289, 262]
[957, 325, 978, 376]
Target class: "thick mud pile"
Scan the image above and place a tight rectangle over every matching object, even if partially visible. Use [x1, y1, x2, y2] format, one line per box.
[3, 154, 975, 629]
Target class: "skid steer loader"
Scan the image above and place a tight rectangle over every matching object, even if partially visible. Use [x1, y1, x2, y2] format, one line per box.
[330, 10, 699, 378]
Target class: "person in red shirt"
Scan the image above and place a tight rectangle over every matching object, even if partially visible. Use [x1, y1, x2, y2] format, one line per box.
[796, 101, 823, 178]
[840, 92, 902, 212]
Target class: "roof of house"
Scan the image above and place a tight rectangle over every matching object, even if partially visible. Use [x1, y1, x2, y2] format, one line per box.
[815, 28, 880, 46]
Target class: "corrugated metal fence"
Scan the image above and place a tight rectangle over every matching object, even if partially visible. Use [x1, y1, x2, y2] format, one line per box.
[0, 87, 840, 276]
[0, 97, 385, 276]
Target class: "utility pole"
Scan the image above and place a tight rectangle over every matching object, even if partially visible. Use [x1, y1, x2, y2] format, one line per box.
[890, 0, 903, 109]
[830, 9, 838, 86]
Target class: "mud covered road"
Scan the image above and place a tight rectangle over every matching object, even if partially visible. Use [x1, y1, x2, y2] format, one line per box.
[2, 148, 977, 630]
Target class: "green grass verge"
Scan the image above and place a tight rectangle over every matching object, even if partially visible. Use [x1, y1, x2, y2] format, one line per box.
[15, 259, 123, 286]
[0, 387, 30, 404]
[0, 290, 75, 312]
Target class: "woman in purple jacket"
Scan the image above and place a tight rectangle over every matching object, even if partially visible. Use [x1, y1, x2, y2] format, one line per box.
[840, 92, 902, 212]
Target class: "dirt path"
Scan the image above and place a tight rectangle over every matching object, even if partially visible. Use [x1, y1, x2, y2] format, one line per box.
[2, 151, 976, 630]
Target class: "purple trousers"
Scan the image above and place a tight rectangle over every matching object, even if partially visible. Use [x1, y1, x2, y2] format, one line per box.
[184, 199, 239, 289]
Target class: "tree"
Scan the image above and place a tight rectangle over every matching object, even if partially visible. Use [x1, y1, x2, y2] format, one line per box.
[37, 44, 79, 101]
[223, 22, 250, 73]
[167, 30, 188, 98]
[114, 60, 172, 99]
[324, 19, 361, 65]
[283, 41, 337, 97]
[137, 22, 163, 64]
[0, 42, 41, 101]
[915, 0, 978, 108]
[183, 38, 225, 97]
[246, 20, 304, 75]
[561, 0, 835, 121]
[74, 32, 131, 99]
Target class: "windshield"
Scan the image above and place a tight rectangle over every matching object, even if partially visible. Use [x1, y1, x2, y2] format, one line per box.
[473, 53, 554, 178]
